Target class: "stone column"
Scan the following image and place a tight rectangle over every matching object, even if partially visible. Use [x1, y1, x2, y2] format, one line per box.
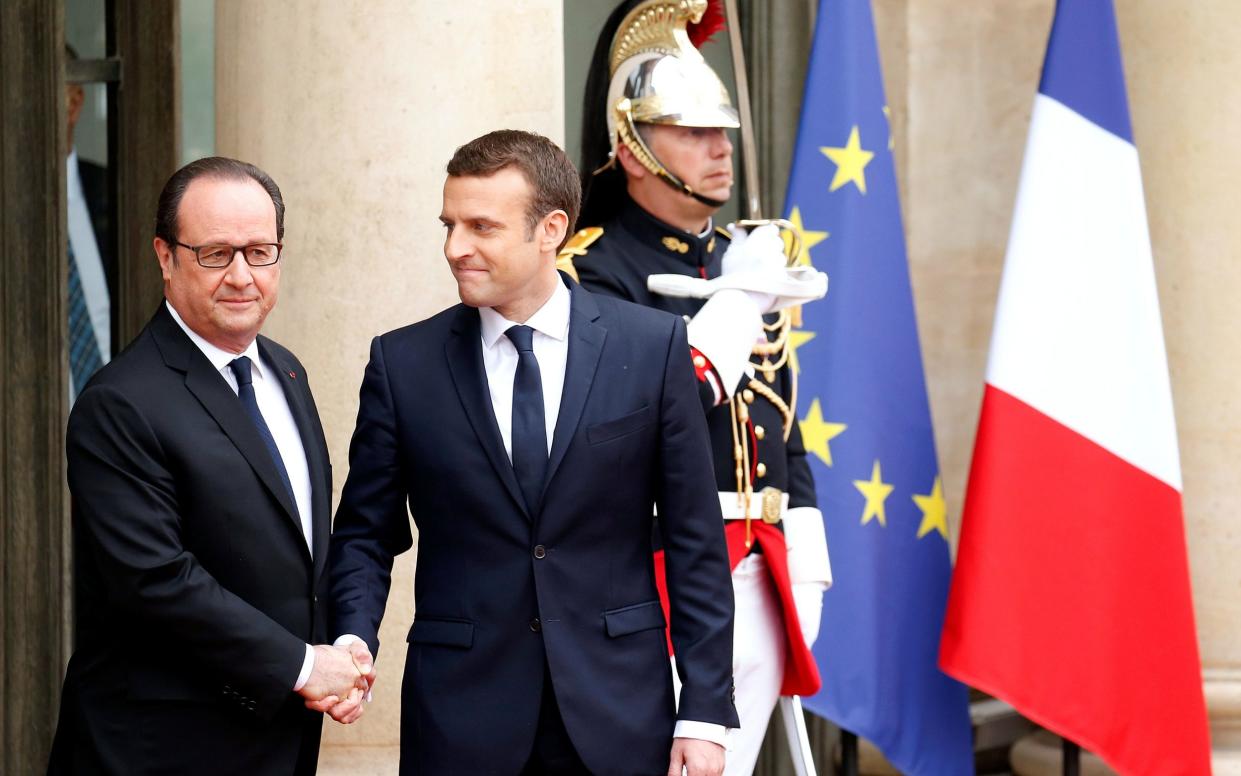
[905, 0, 1241, 773]
[214, 2, 563, 769]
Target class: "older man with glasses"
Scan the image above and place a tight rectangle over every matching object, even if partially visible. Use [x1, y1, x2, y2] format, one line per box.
[48, 157, 369, 776]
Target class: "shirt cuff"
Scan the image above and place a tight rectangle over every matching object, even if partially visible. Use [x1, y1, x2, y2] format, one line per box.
[673, 720, 730, 749]
[783, 506, 833, 587]
[292, 643, 315, 692]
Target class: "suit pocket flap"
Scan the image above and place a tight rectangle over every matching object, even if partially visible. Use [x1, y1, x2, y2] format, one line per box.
[603, 600, 666, 638]
[407, 618, 474, 648]
[587, 404, 653, 445]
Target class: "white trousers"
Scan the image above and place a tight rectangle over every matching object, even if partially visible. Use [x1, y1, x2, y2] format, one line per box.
[724, 553, 787, 776]
[672, 554, 785, 776]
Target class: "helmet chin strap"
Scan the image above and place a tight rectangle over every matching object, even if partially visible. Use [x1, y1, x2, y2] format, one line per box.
[655, 167, 728, 209]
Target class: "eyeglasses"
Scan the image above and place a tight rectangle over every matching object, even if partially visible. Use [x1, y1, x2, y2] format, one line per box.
[168, 240, 284, 268]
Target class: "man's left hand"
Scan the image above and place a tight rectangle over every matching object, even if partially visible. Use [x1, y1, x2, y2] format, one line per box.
[667, 738, 725, 776]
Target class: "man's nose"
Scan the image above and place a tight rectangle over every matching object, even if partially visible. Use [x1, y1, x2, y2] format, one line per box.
[222, 250, 255, 285]
[444, 229, 472, 260]
[712, 130, 734, 157]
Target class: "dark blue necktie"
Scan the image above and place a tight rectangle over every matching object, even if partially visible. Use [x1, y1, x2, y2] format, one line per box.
[229, 356, 298, 514]
[506, 325, 547, 514]
[68, 240, 104, 397]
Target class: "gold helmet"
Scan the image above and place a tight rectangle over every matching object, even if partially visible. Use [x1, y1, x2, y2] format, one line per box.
[598, 0, 739, 207]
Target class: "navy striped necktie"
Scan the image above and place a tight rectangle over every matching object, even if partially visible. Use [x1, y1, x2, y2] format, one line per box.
[68, 240, 104, 397]
[229, 356, 298, 513]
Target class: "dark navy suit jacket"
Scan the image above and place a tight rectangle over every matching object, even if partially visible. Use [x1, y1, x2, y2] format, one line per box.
[329, 278, 738, 776]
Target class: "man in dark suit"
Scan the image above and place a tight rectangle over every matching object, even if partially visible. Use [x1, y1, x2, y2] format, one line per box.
[49, 157, 371, 775]
[329, 130, 738, 776]
[65, 44, 115, 400]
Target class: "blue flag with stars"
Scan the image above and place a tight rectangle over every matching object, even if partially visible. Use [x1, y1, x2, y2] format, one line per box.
[782, 1, 973, 772]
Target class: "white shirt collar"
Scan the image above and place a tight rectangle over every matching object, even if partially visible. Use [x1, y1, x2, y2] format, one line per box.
[165, 300, 266, 381]
[67, 149, 83, 204]
[478, 278, 571, 350]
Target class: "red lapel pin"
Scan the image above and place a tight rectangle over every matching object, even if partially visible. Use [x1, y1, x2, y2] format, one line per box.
[287, 370, 297, 379]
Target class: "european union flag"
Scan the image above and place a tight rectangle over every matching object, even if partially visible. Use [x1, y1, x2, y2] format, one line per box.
[783, 1, 974, 772]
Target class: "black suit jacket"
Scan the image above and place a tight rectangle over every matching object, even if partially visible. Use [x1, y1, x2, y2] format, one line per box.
[77, 157, 114, 287]
[330, 278, 738, 776]
[49, 304, 332, 776]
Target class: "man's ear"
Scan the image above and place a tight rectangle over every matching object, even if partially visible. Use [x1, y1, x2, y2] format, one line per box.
[616, 144, 648, 181]
[66, 85, 85, 127]
[153, 237, 176, 282]
[539, 210, 570, 254]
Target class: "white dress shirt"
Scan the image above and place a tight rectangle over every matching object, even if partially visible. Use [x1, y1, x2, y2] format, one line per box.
[165, 302, 318, 690]
[478, 279, 571, 460]
[67, 149, 111, 405]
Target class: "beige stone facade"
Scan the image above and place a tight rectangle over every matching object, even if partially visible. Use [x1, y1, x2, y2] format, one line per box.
[214, 1, 1239, 772]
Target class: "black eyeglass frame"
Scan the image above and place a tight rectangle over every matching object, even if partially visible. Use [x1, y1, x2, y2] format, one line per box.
[167, 239, 284, 268]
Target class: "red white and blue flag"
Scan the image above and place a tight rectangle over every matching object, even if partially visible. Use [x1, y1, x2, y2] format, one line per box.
[939, 1, 1211, 773]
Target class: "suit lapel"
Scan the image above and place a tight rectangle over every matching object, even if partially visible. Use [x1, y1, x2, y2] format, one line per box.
[546, 283, 605, 491]
[259, 339, 329, 579]
[445, 306, 530, 519]
[150, 306, 309, 563]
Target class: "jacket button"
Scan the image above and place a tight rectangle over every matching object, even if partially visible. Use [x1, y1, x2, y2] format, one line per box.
[530, 618, 542, 633]
[533, 545, 546, 559]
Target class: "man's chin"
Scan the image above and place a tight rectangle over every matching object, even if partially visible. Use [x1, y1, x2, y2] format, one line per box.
[698, 184, 732, 204]
[455, 284, 493, 310]
[211, 310, 265, 341]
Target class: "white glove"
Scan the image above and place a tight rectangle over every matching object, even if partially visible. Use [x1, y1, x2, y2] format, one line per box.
[792, 581, 827, 648]
[785, 505, 831, 648]
[720, 223, 787, 313]
[646, 222, 826, 312]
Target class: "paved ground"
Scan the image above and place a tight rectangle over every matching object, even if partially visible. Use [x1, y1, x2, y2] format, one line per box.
[318, 746, 401, 775]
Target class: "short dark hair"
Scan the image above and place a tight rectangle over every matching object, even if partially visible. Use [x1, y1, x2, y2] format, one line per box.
[446, 130, 580, 249]
[154, 156, 285, 244]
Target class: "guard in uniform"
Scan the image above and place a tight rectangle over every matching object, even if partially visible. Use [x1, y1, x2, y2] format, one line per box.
[561, 2, 833, 773]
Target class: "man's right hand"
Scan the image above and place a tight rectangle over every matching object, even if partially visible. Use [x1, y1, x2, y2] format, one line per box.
[298, 644, 371, 716]
[720, 223, 787, 313]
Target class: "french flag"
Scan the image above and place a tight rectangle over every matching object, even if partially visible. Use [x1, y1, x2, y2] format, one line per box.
[938, 1, 1212, 773]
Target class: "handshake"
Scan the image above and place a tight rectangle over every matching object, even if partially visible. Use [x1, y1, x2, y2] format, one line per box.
[296, 640, 376, 724]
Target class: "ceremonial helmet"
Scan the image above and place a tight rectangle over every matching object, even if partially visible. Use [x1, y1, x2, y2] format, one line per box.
[594, 0, 739, 209]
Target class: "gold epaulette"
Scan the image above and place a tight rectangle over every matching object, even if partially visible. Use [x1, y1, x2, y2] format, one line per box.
[715, 225, 732, 241]
[556, 226, 604, 282]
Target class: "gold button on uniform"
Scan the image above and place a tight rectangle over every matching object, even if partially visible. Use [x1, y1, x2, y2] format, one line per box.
[754, 425, 765, 440]
[693, 355, 707, 369]
[742, 389, 755, 404]
[756, 463, 767, 478]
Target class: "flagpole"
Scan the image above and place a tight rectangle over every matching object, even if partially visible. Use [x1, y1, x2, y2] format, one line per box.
[840, 730, 859, 776]
[722, 0, 762, 219]
[1062, 738, 1080, 776]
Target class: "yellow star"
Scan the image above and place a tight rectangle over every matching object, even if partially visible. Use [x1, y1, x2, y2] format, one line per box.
[912, 476, 948, 540]
[853, 460, 894, 527]
[787, 328, 816, 374]
[820, 126, 875, 194]
[800, 397, 846, 467]
[785, 206, 829, 267]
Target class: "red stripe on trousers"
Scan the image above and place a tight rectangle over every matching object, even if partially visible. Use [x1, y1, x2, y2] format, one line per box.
[654, 521, 822, 698]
